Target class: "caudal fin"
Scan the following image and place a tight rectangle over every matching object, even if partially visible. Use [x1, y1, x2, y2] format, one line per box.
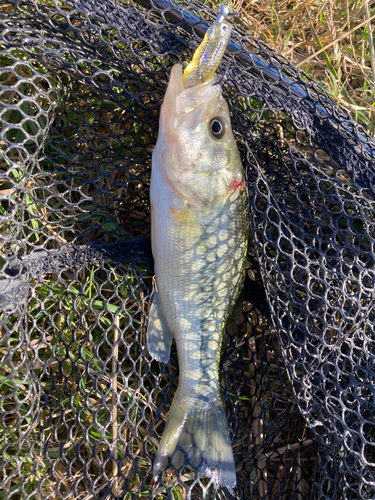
[153, 392, 236, 487]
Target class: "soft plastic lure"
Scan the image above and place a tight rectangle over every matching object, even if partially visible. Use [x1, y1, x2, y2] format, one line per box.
[182, 5, 233, 89]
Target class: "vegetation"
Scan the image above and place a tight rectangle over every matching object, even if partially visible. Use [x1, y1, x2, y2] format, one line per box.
[230, 0, 375, 133]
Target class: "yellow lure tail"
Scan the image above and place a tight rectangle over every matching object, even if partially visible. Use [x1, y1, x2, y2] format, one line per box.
[182, 5, 232, 89]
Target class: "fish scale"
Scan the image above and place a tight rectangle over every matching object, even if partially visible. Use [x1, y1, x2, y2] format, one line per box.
[173, 200, 247, 396]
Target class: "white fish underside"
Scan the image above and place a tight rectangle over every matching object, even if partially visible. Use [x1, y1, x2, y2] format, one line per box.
[147, 64, 248, 487]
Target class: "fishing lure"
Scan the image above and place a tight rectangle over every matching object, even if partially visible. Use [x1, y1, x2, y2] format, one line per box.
[182, 5, 233, 89]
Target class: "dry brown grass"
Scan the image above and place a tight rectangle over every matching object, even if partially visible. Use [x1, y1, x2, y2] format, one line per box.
[231, 0, 375, 133]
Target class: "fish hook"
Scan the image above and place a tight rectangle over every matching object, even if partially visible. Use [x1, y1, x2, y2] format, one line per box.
[215, 5, 239, 22]
[212, 6, 237, 86]
[213, 63, 231, 86]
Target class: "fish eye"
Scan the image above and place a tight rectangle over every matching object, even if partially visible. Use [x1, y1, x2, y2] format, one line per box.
[209, 117, 228, 139]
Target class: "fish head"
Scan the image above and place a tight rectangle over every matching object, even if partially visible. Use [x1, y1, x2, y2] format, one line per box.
[155, 64, 244, 207]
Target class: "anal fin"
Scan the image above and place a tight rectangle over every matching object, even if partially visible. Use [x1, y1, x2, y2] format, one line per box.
[147, 289, 172, 363]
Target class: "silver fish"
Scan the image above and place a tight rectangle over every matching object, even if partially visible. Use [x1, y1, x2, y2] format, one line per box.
[148, 15, 248, 487]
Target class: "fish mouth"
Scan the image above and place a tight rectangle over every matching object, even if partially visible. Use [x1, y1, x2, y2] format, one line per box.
[176, 73, 219, 115]
[161, 63, 221, 145]
[175, 68, 221, 135]
[162, 64, 219, 117]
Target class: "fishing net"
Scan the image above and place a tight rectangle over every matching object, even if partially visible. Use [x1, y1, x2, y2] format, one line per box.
[0, 0, 374, 498]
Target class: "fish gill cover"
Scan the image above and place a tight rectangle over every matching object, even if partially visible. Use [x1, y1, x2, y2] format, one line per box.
[0, 0, 374, 499]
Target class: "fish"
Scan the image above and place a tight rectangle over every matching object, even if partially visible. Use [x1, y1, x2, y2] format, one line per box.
[147, 7, 248, 488]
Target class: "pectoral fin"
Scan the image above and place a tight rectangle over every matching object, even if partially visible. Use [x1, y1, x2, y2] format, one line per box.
[147, 290, 173, 363]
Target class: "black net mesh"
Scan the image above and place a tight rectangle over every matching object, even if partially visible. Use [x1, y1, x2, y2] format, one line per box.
[0, 0, 374, 498]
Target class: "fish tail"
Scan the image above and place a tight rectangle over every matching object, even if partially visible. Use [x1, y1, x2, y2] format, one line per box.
[153, 392, 236, 488]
